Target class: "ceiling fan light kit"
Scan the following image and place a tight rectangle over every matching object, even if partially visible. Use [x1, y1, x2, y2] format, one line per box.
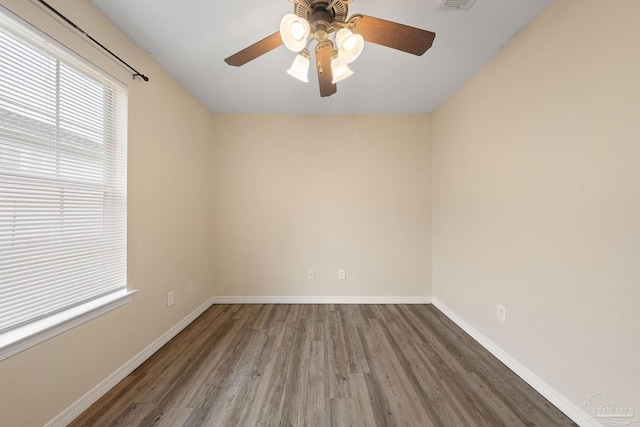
[225, 0, 436, 97]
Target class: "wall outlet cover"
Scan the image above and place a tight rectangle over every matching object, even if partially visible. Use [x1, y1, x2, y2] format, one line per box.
[497, 303, 506, 323]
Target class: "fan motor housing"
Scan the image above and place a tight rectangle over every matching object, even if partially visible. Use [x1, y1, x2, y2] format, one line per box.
[294, 0, 350, 26]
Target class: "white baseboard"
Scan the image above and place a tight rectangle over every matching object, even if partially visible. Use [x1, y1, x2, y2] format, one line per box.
[431, 298, 591, 427]
[46, 297, 216, 427]
[211, 296, 433, 305]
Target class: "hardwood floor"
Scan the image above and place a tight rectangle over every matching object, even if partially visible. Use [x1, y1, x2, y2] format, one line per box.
[71, 304, 576, 426]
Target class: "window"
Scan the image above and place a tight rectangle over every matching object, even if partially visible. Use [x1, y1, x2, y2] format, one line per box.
[0, 9, 132, 360]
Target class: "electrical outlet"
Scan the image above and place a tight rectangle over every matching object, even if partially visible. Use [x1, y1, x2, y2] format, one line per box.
[188, 280, 194, 292]
[496, 303, 506, 323]
[338, 269, 346, 280]
[167, 291, 174, 307]
[307, 268, 315, 280]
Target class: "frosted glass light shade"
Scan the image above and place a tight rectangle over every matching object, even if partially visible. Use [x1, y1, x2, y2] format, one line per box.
[287, 50, 310, 83]
[335, 28, 364, 64]
[280, 14, 310, 52]
[331, 55, 353, 84]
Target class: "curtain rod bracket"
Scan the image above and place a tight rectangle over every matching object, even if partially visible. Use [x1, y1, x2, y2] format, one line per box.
[133, 73, 149, 82]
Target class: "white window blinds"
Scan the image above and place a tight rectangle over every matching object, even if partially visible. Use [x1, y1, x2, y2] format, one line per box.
[0, 11, 128, 335]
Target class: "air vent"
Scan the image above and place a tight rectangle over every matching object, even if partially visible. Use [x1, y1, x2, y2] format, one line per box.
[438, 0, 476, 10]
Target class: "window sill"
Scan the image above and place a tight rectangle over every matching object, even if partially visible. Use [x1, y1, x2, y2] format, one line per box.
[0, 289, 136, 362]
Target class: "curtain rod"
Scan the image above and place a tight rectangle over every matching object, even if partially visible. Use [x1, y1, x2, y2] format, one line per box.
[36, 0, 149, 82]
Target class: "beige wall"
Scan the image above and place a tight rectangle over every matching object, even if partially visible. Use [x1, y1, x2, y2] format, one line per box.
[0, 1, 215, 425]
[211, 115, 432, 299]
[3, 0, 637, 424]
[432, 0, 640, 418]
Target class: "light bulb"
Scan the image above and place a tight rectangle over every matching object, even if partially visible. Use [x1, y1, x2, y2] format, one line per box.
[335, 28, 364, 64]
[290, 21, 305, 41]
[280, 14, 311, 52]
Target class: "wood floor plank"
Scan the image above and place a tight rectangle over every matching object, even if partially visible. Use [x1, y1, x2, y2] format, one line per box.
[155, 407, 193, 427]
[411, 305, 576, 426]
[366, 316, 437, 426]
[223, 320, 289, 426]
[71, 304, 578, 427]
[308, 304, 329, 341]
[68, 374, 139, 426]
[140, 306, 257, 424]
[399, 306, 521, 426]
[304, 339, 331, 426]
[379, 317, 469, 426]
[181, 307, 264, 425]
[326, 310, 351, 399]
[197, 330, 268, 425]
[110, 402, 156, 426]
[250, 303, 275, 330]
[345, 372, 378, 427]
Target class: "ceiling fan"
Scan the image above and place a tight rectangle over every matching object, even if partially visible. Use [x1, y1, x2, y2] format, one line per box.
[224, 0, 436, 97]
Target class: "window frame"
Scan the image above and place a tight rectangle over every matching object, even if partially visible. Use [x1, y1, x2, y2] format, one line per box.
[0, 7, 134, 362]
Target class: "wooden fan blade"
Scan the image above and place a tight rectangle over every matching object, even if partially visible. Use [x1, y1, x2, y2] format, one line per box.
[316, 42, 337, 97]
[224, 32, 283, 66]
[352, 15, 435, 56]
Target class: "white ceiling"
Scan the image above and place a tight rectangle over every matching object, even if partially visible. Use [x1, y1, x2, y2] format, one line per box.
[89, 0, 554, 114]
